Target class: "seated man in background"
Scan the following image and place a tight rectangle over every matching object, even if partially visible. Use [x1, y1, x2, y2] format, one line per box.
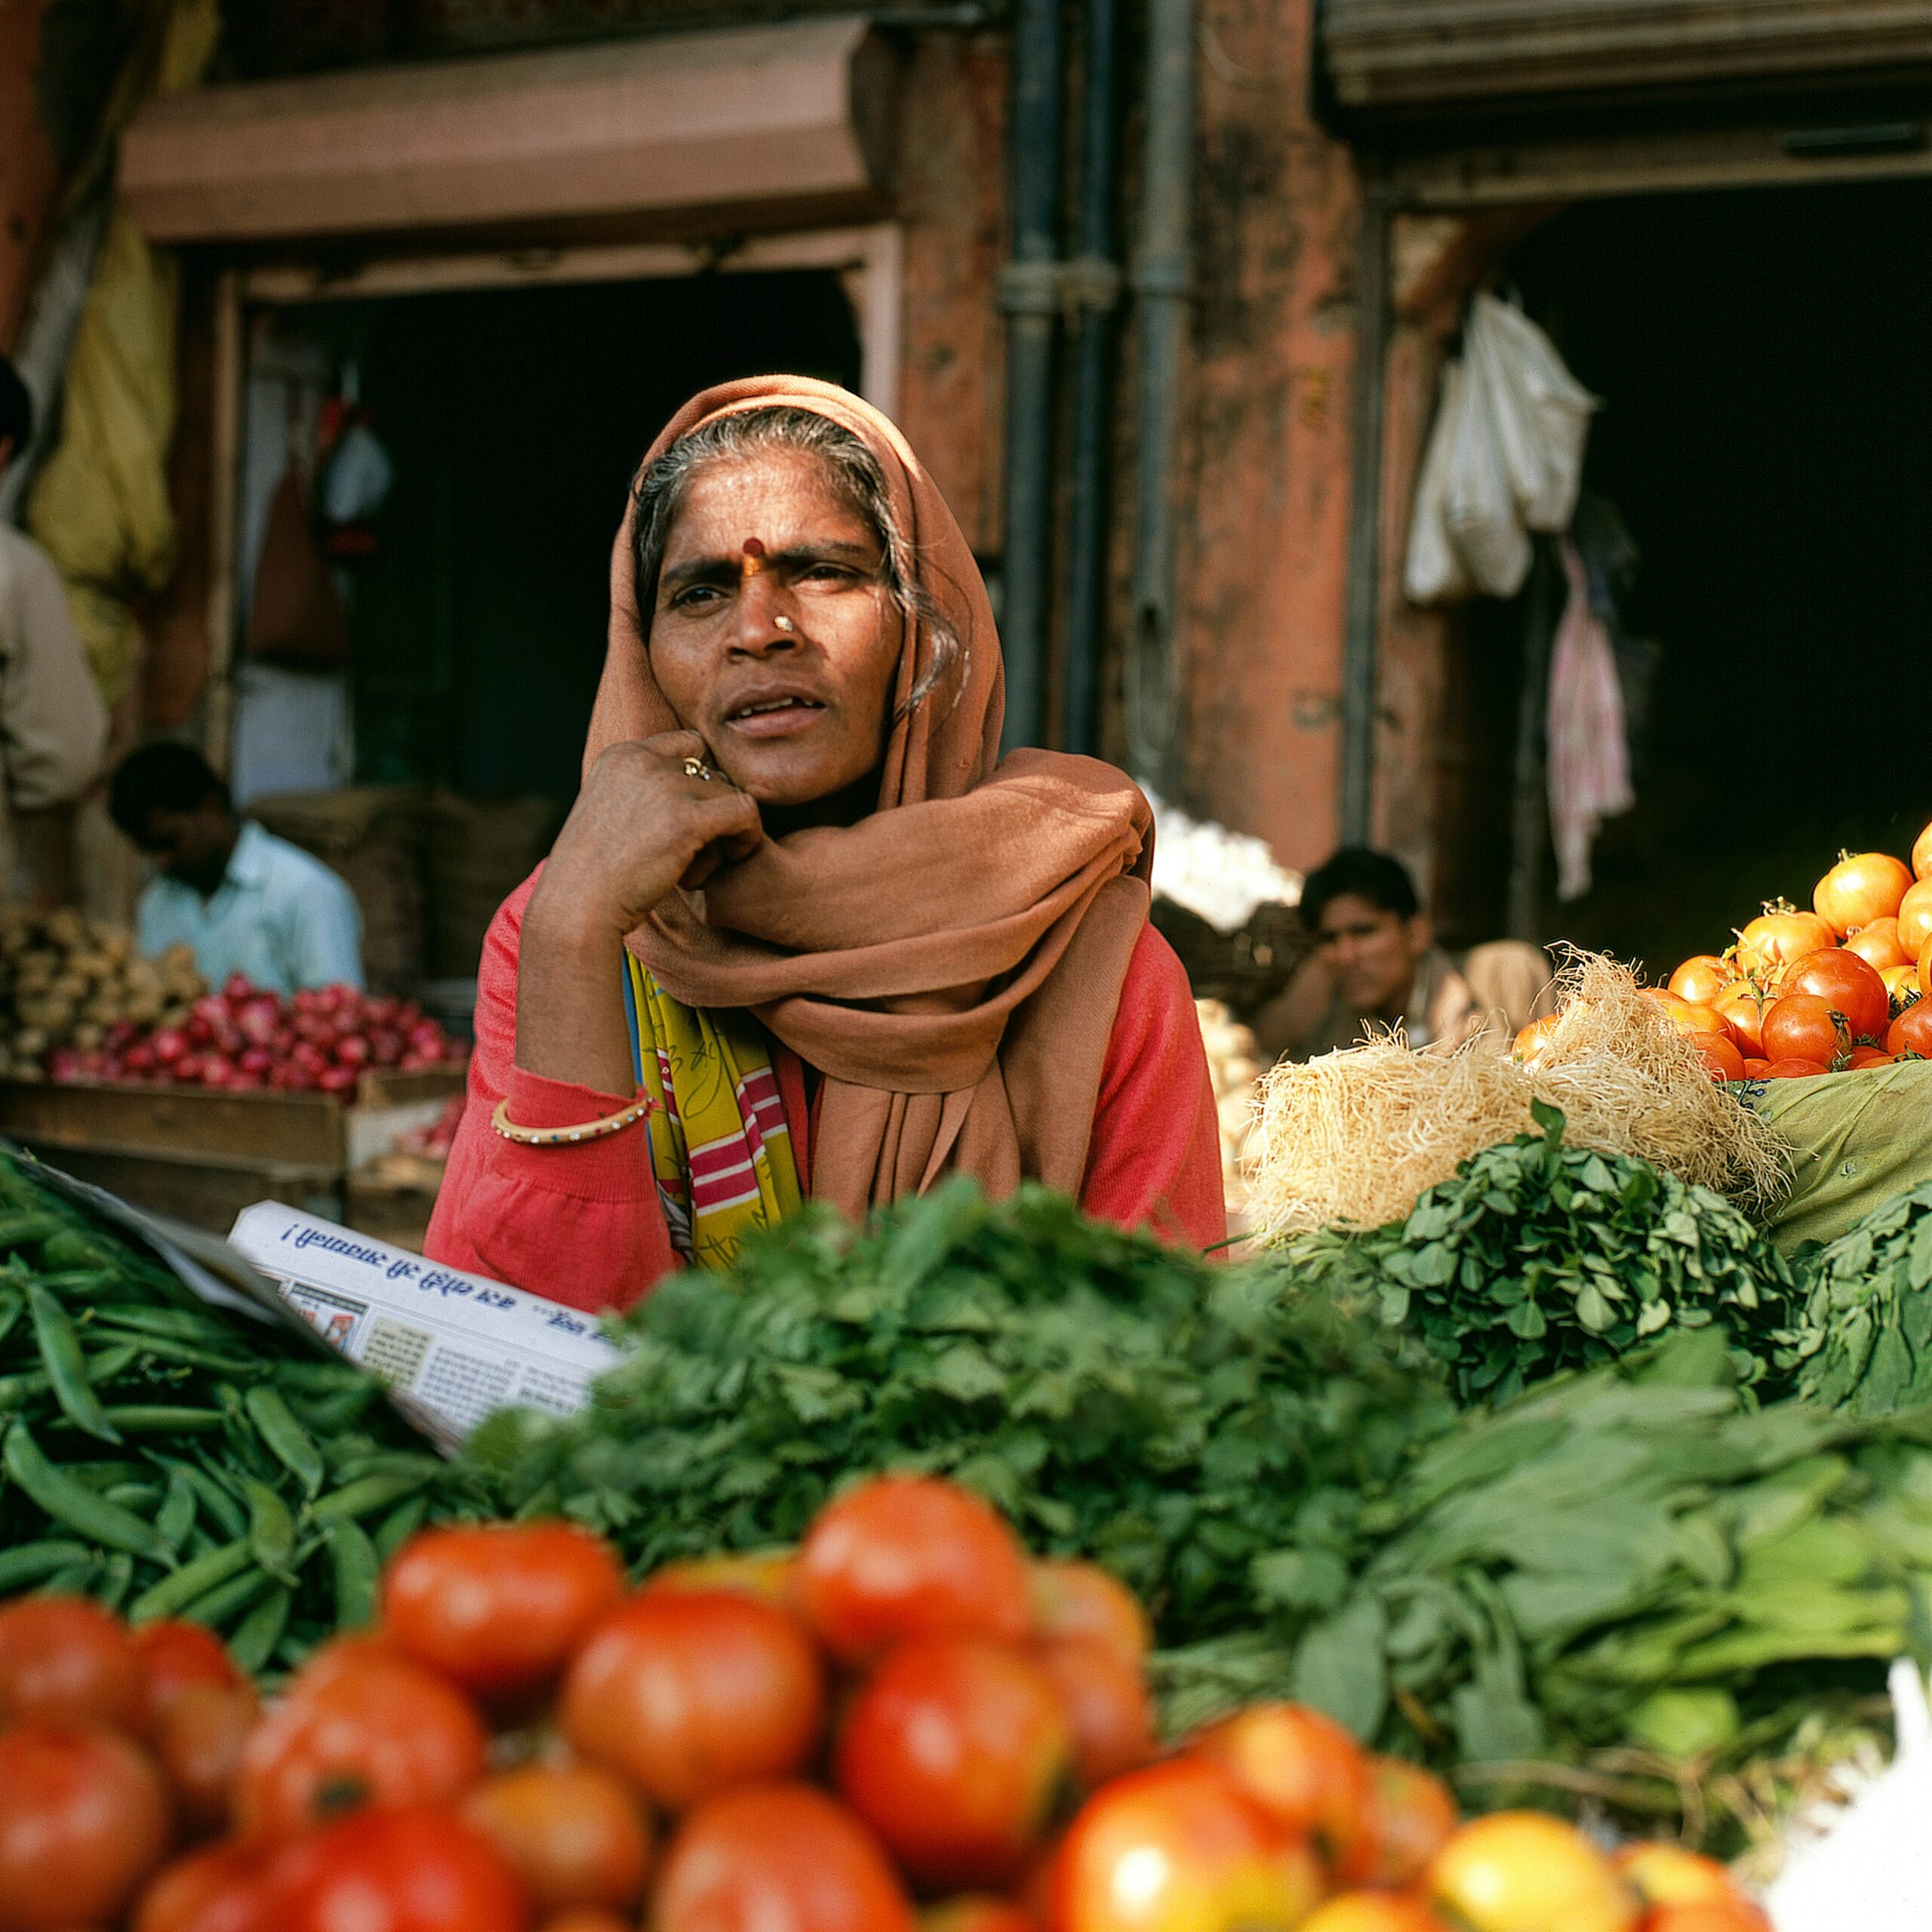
[109, 742, 364, 995]
[1258, 847, 1553, 1061]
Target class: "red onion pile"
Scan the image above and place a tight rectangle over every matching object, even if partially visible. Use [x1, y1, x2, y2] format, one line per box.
[45, 974, 466, 1096]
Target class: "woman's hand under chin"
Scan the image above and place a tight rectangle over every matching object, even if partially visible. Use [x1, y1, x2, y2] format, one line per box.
[528, 729, 764, 949]
[515, 731, 762, 1095]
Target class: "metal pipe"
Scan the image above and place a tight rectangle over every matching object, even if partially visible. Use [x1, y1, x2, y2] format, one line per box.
[1126, 0, 1194, 787]
[1338, 192, 1390, 844]
[997, 0, 1063, 751]
[1058, 0, 1121, 758]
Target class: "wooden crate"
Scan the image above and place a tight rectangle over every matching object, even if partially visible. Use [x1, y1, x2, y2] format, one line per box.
[0, 1071, 466, 1235]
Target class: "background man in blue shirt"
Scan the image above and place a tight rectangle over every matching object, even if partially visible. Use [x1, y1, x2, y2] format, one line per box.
[108, 743, 364, 995]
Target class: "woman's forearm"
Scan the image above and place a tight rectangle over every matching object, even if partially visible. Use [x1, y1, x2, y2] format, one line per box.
[514, 882, 638, 1097]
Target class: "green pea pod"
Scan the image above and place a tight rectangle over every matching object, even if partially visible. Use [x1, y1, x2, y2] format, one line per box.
[157, 1469, 196, 1552]
[311, 1469, 427, 1524]
[38, 1558, 97, 1595]
[96, 1552, 134, 1611]
[182, 1565, 272, 1632]
[38, 1229, 109, 1271]
[35, 1267, 127, 1300]
[93, 1305, 239, 1345]
[103, 1481, 163, 1512]
[274, 1358, 365, 1395]
[371, 1493, 429, 1564]
[0, 1211, 66, 1250]
[83, 1329, 253, 1375]
[128, 1537, 253, 1623]
[242, 1478, 298, 1583]
[82, 1343, 141, 1385]
[325, 1518, 381, 1631]
[25, 1279, 119, 1443]
[146, 1456, 248, 1542]
[103, 1407, 226, 1434]
[0, 1539, 91, 1592]
[229, 1585, 292, 1675]
[3, 1421, 175, 1564]
[0, 1368, 48, 1407]
[295, 1383, 376, 1434]
[245, 1386, 325, 1498]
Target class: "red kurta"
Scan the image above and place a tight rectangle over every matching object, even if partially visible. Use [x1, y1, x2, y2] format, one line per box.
[426, 872, 1228, 1312]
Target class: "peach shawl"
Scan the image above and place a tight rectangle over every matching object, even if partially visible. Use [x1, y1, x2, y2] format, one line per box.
[585, 377, 1152, 1217]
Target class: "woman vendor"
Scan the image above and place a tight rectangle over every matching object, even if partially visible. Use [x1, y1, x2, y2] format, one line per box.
[426, 377, 1224, 1312]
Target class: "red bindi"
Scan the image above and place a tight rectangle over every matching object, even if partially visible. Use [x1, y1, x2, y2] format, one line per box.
[741, 537, 766, 557]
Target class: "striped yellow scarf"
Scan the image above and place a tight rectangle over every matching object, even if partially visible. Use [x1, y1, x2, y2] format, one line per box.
[622, 952, 804, 1271]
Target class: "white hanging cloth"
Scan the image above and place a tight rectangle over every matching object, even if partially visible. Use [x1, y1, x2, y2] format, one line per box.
[1546, 538, 1634, 901]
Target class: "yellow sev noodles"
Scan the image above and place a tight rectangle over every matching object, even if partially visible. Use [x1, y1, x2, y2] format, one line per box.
[1242, 952, 1791, 1237]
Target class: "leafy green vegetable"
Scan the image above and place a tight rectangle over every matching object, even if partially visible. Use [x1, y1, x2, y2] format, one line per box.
[1791, 1180, 1932, 1417]
[1276, 1103, 1802, 1405]
[1154, 1331, 1932, 1814]
[467, 1178, 1451, 1642]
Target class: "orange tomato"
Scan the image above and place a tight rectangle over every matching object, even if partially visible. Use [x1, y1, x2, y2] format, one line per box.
[645, 1549, 799, 1614]
[1915, 817, 1932, 881]
[1364, 1757, 1458, 1890]
[1514, 1014, 1561, 1065]
[1666, 956, 1730, 1005]
[799, 1476, 1033, 1667]
[1303, 1898, 1451, 1932]
[1661, 998, 1726, 1037]
[1687, 1033, 1745, 1082]
[1189, 1701, 1377, 1886]
[1048, 1760, 1325, 1932]
[1742, 1058, 1772, 1078]
[1428, 1814, 1640, 1932]
[1848, 1046, 1896, 1068]
[1736, 907, 1834, 979]
[1814, 851, 1914, 935]
[1034, 1636, 1157, 1790]
[655, 1782, 915, 1932]
[1900, 878, 1932, 957]
[463, 1763, 652, 1915]
[131, 1840, 268, 1932]
[1762, 1057, 1829, 1078]
[1780, 949, 1892, 1042]
[152, 1680, 260, 1836]
[1643, 1905, 1770, 1932]
[1712, 986, 1770, 1057]
[234, 1650, 488, 1841]
[1922, 934, 1932, 1002]
[1889, 1001, 1932, 1060]
[561, 1588, 826, 1813]
[534, 1912, 635, 1932]
[1881, 964, 1921, 1014]
[1760, 994, 1849, 1069]
[0, 1594, 143, 1732]
[131, 1620, 247, 1738]
[838, 1636, 1072, 1890]
[1844, 916, 1912, 972]
[381, 1520, 625, 1698]
[1614, 1844, 1734, 1906]
[1028, 1561, 1152, 1668]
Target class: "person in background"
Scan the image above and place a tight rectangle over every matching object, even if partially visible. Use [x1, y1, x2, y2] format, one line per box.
[107, 741, 364, 995]
[0, 355, 109, 900]
[1258, 847, 1554, 1060]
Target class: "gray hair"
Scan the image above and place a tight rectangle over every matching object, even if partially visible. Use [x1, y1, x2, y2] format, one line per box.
[629, 405, 962, 718]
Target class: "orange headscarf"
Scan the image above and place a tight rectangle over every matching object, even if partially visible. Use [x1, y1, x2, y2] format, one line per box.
[585, 377, 1153, 1217]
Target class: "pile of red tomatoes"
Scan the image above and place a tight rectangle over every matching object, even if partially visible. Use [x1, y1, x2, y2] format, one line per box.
[44, 974, 465, 1096]
[0, 1475, 1772, 1932]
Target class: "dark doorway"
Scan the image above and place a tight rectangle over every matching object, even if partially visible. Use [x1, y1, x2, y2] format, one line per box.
[338, 269, 863, 807]
[1469, 179, 1931, 976]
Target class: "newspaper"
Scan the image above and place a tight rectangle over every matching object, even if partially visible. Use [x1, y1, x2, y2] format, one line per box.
[229, 1202, 623, 1451]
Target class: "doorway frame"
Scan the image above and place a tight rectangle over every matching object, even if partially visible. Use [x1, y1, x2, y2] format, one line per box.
[204, 220, 904, 773]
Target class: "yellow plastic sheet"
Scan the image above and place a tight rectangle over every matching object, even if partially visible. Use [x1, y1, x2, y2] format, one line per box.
[1747, 1060, 1932, 1254]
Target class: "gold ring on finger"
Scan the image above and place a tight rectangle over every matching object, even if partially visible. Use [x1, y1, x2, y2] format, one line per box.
[681, 756, 714, 782]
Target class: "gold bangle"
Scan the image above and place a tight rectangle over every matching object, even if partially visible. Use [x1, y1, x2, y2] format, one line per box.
[491, 1094, 656, 1147]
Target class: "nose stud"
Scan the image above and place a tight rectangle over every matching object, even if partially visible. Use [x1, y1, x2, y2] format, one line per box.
[774, 616, 795, 633]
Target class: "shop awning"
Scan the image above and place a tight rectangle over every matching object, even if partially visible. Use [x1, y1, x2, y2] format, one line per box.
[1324, 0, 1932, 114]
[119, 16, 897, 243]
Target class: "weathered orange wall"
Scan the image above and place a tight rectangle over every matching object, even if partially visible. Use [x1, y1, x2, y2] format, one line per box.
[0, 0, 61, 351]
[1168, 0, 1362, 876]
[893, 29, 1009, 558]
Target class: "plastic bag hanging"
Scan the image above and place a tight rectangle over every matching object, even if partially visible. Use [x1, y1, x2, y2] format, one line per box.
[1404, 294, 1598, 605]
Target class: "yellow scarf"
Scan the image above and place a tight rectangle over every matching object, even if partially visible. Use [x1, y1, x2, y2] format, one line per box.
[623, 952, 804, 1271]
